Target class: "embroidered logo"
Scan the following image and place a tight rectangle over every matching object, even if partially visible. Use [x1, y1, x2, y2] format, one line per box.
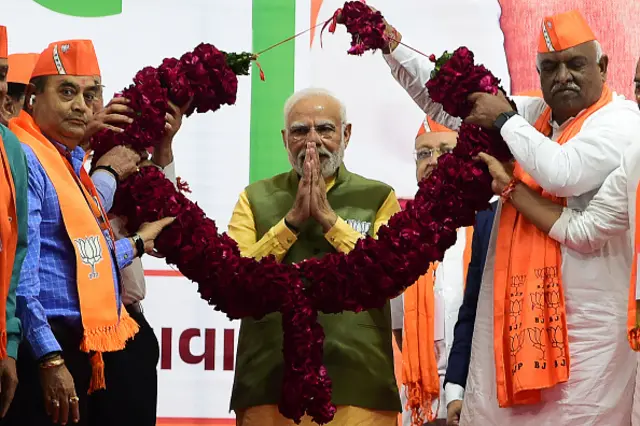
[60, 43, 70, 53]
[52, 44, 67, 75]
[75, 235, 103, 279]
[346, 219, 372, 236]
[541, 20, 555, 52]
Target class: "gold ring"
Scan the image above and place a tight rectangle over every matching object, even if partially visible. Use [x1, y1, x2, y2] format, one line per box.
[69, 396, 80, 403]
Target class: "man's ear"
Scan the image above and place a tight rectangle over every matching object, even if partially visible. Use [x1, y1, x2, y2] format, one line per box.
[599, 54, 609, 82]
[343, 123, 352, 147]
[24, 83, 37, 113]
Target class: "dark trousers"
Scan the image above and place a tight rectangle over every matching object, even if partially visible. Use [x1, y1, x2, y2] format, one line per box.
[93, 306, 160, 426]
[2, 320, 112, 426]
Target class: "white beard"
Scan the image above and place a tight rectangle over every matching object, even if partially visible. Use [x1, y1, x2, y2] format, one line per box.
[288, 138, 345, 178]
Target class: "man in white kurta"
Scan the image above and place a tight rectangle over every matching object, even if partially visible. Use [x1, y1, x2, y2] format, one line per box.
[363, 7, 640, 425]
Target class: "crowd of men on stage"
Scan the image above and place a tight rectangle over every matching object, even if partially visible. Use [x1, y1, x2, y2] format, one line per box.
[1, 5, 639, 426]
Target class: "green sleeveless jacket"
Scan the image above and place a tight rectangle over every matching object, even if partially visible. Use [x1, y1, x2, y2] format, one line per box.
[230, 166, 401, 412]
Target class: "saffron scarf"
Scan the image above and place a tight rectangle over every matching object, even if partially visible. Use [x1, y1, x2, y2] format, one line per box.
[627, 182, 640, 350]
[10, 111, 138, 392]
[402, 264, 439, 424]
[493, 84, 613, 407]
[0, 135, 17, 359]
[402, 227, 474, 424]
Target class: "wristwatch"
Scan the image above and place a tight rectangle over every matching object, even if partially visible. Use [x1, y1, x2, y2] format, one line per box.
[494, 111, 518, 131]
[131, 233, 145, 258]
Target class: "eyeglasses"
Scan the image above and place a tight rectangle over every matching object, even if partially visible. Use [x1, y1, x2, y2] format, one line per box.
[288, 123, 343, 143]
[414, 146, 453, 162]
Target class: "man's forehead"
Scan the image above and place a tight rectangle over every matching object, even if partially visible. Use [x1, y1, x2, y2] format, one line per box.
[539, 42, 595, 63]
[415, 132, 458, 149]
[289, 95, 340, 117]
[49, 74, 98, 88]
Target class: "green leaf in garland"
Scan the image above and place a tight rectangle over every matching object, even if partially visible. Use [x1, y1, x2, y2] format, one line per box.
[429, 51, 453, 80]
[223, 51, 254, 76]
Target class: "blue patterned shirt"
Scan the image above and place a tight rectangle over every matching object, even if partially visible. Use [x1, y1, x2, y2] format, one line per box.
[17, 142, 134, 359]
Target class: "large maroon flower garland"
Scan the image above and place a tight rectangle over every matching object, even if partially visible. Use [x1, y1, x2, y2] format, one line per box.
[92, 6, 513, 423]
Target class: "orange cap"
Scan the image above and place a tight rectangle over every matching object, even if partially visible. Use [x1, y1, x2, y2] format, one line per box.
[7, 53, 39, 85]
[417, 116, 455, 138]
[537, 10, 596, 53]
[0, 26, 7, 59]
[31, 39, 101, 79]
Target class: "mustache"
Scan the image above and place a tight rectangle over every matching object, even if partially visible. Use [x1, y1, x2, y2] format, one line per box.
[66, 115, 87, 124]
[551, 82, 580, 95]
[296, 146, 332, 163]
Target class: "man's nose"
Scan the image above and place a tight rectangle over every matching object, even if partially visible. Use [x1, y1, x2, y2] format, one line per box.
[554, 64, 573, 85]
[307, 127, 323, 145]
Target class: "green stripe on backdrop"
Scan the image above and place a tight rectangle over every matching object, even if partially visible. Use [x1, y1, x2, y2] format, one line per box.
[250, 0, 296, 183]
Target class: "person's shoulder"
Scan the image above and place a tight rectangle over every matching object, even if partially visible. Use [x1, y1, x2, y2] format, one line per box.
[591, 95, 640, 122]
[0, 123, 22, 150]
[246, 170, 292, 190]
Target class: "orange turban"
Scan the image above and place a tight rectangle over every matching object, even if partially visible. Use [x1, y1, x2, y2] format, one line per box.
[416, 116, 455, 138]
[31, 39, 101, 79]
[0, 26, 7, 59]
[538, 10, 596, 53]
[8, 53, 39, 85]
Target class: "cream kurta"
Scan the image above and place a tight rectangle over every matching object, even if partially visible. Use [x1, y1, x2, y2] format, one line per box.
[548, 142, 640, 426]
[384, 43, 640, 425]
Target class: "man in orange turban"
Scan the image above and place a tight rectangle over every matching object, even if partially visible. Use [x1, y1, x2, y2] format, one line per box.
[3, 39, 174, 426]
[1, 53, 38, 120]
[391, 117, 474, 426]
[347, 6, 640, 425]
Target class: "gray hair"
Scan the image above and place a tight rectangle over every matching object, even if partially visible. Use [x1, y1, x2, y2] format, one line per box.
[283, 88, 347, 128]
[536, 40, 603, 70]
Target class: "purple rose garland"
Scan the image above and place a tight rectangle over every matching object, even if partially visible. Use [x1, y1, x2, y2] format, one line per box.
[91, 3, 513, 423]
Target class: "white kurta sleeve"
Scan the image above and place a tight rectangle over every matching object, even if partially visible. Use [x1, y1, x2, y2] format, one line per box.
[383, 44, 462, 130]
[163, 161, 177, 185]
[390, 293, 404, 330]
[500, 103, 640, 197]
[548, 158, 629, 253]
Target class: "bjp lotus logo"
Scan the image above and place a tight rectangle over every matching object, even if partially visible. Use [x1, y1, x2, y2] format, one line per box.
[75, 236, 103, 279]
[33, 0, 121, 17]
[510, 330, 525, 359]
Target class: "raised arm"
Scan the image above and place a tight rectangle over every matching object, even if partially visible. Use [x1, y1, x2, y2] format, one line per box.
[499, 104, 640, 197]
[383, 42, 462, 131]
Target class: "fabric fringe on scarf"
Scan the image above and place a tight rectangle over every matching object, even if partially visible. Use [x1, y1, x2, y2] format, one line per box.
[81, 312, 139, 393]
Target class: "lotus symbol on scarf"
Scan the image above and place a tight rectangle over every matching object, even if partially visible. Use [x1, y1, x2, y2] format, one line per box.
[75, 236, 103, 279]
[545, 290, 561, 315]
[527, 327, 546, 360]
[510, 299, 522, 325]
[547, 326, 566, 357]
[530, 292, 544, 312]
[510, 330, 525, 359]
